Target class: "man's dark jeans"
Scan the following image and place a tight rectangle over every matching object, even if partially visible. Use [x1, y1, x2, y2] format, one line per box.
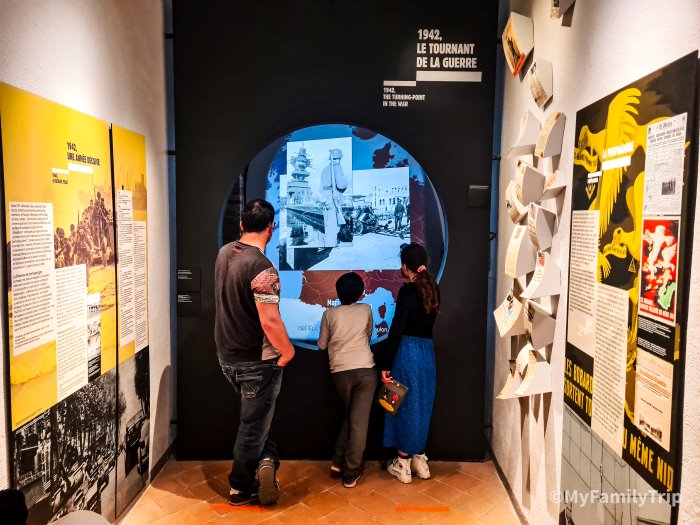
[220, 358, 283, 493]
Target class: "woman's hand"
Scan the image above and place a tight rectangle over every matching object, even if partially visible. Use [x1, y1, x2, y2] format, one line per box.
[381, 371, 393, 384]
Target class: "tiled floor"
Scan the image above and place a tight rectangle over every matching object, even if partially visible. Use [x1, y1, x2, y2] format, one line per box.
[120, 459, 520, 524]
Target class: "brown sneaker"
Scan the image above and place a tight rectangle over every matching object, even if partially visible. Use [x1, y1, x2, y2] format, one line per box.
[256, 458, 279, 505]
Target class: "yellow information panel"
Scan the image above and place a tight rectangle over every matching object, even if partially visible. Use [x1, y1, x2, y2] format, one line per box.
[112, 125, 149, 363]
[0, 84, 117, 430]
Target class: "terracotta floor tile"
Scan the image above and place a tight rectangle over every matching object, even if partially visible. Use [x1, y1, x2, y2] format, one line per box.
[420, 479, 470, 504]
[300, 490, 348, 518]
[122, 459, 519, 525]
[120, 498, 168, 524]
[457, 461, 500, 482]
[341, 489, 397, 516]
[151, 490, 200, 516]
[439, 472, 484, 493]
[325, 503, 378, 524]
[447, 491, 495, 519]
[423, 461, 461, 480]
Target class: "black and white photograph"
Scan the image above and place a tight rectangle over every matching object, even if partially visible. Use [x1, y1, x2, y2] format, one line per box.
[281, 137, 353, 249]
[116, 347, 150, 515]
[280, 167, 410, 271]
[12, 370, 118, 525]
[87, 292, 101, 381]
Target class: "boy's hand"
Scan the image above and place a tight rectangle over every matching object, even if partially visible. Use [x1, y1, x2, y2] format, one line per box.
[381, 370, 393, 384]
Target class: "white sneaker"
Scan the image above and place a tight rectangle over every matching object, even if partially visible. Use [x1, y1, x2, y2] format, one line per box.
[411, 453, 430, 479]
[387, 457, 412, 484]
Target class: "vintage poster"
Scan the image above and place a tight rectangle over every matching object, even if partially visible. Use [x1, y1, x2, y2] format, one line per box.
[635, 349, 673, 451]
[639, 217, 679, 325]
[0, 84, 117, 431]
[561, 53, 696, 508]
[642, 113, 687, 215]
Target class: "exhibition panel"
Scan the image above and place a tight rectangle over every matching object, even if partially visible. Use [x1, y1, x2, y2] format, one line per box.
[0, 85, 151, 523]
[175, 0, 497, 460]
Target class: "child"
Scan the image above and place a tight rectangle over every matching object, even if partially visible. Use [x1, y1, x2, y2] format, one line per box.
[317, 272, 377, 488]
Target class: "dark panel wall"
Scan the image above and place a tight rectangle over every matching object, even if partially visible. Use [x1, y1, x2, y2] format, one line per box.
[174, 0, 497, 460]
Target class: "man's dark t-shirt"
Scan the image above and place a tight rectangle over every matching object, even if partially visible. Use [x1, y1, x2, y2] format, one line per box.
[215, 241, 281, 363]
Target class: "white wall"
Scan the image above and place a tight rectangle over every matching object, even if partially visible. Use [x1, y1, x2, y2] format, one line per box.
[0, 0, 173, 488]
[492, 1, 700, 523]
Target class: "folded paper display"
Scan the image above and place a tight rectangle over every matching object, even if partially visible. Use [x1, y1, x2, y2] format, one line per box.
[505, 225, 536, 278]
[493, 286, 527, 338]
[528, 60, 553, 108]
[521, 250, 561, 299]
[550, 0, 575, 19]
[541, 169, 567, 200]
[525, 300, 556, 350]
[497, 359, 523, 399]
[514, 343, 552, 396]
[535, 111, 566, 158]
[516, 160, 546, 204]
[527, 202, 557, 250]
[508, 110, 541, 157]
[505, 180, 528, 223]
[502, 12, 534, 77]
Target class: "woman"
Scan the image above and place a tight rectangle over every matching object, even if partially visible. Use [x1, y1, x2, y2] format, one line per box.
[378, 242, 439, 483]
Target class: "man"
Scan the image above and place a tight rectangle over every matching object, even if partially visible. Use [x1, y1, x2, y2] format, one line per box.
[319, 148, 347, 246]
[394, 199, 405, 231]
[215, 199, 295, 506]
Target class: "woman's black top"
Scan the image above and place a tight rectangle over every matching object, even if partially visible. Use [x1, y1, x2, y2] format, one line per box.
[375, 282, 438, 370]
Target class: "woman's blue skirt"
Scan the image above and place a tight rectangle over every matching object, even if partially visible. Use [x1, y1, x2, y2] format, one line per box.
[382, 335, 436, 455]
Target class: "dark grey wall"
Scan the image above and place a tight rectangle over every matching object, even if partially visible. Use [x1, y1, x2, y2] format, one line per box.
[174, 0, 497, 460]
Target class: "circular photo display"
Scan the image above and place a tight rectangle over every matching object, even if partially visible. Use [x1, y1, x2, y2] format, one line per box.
[231, 124, 447, 348]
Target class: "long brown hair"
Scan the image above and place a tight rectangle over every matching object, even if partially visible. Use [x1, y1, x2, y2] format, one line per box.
[401, 243, 440, 314]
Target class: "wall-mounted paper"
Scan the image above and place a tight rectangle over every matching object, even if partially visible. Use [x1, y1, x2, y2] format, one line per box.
[521, 250, 561, 299]
[527, 202, 557, 250]
[535, 111, 566, 158]
[540, 169, 567, 200]
[493, 287, 527, 337]
[634, 349, 673, 451]
[502, 12, 534, 76]
[528, 60, 553, 108]
[505, 180, 528, 223]
[505, 225, 536, 278]
[516, 160, 546, 204]
[550, 0, 575, 19]
[514, 349, 552, 396]
[497, 359, 523, 399]
[508, 110, 541, 157]
[525, 300, 556, 350]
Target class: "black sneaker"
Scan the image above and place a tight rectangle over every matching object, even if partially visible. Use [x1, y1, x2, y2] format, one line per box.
[343, 471, 361, 488]
[256, 458, 279, 505]
[228, 489, 258, 506]
[330, 464, 343, 479]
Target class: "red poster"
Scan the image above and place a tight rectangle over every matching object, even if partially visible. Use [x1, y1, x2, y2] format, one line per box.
[639, 217, 679, 325]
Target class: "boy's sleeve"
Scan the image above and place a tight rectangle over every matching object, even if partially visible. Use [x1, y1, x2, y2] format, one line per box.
[317, 310, 330, 350]
[365, 305, 374, 341]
